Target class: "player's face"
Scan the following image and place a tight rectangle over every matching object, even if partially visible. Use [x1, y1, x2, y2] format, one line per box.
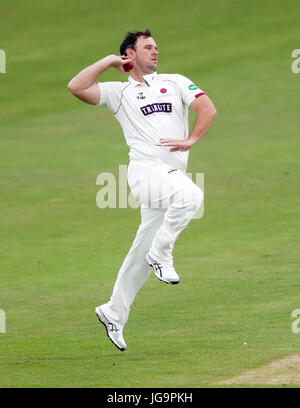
[133, 36, 158, 73]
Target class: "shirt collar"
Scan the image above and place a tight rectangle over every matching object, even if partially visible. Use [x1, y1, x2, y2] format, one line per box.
[129, 71, 157, 87]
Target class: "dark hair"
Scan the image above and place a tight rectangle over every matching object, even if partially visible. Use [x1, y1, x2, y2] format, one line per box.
[120, 29, 152, 56]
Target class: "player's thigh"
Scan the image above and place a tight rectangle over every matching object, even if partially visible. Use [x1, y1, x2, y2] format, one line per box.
[168, 170, 203, 210]
[127, 162, 167, 208]
[128, 162, 202, 209]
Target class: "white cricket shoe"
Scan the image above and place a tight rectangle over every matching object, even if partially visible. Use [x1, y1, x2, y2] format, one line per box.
[95, 305, 127, 351]
[145, 254, 180, 285]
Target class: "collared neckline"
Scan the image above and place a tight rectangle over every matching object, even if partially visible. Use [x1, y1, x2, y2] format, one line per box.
[128, 71, 157, 87]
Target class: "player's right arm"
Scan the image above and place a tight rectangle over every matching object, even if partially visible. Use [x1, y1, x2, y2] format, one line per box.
[67, 55, 133, 105]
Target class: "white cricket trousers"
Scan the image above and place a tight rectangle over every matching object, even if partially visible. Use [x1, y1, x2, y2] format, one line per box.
[101, 159, 203, 326]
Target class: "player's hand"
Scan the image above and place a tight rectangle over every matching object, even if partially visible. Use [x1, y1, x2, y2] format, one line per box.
[159, 138, 194, 152]
[109, 55, 134, 74]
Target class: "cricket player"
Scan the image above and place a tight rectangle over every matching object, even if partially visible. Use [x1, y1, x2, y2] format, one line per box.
[68, 29, 217, 351]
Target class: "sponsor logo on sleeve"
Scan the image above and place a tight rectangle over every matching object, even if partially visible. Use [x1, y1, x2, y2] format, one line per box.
[188, 84, 199, 90]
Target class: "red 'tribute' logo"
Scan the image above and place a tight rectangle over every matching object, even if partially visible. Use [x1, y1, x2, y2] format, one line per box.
[160, 88, 167, 94]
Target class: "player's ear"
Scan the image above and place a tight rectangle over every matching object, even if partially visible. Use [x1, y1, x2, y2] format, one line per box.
[126, 48, 135, 59]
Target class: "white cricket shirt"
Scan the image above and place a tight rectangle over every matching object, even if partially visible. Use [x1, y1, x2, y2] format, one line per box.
[97, 72, 205, 172]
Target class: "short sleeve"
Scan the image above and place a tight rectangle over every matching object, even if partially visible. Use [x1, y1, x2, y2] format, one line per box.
[175, 74, 206, 107]
[96, 81, 123, 113]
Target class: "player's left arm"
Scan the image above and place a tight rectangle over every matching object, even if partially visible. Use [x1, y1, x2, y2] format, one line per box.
[160, 95, 217, 152]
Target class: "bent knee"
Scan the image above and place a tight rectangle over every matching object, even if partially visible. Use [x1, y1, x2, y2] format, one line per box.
[183, 185, 203, 213]
[192, 186, 203, 211]
[173, 185, 203, 213]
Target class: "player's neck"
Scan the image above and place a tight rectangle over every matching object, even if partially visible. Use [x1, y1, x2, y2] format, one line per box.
[130, 68, 156, 84]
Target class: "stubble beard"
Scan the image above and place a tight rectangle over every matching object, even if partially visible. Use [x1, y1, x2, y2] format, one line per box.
[143, 63, 157, 74]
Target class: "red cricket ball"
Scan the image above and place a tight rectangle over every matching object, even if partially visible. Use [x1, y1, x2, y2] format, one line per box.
[121, 56, 134, 72]
[123, 63, 134, 72]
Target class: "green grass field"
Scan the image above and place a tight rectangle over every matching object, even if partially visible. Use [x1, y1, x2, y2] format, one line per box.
[1, 0, 300, 388]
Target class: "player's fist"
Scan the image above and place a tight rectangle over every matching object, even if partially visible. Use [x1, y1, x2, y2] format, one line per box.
[121, 56, 134, 72]
[108, 55, 134, 74]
